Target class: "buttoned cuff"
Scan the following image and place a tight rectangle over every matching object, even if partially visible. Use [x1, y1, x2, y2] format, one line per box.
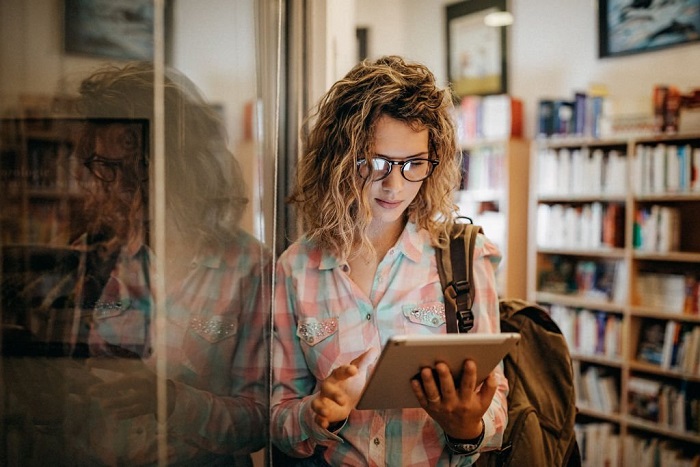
[300, 396, 346, 443]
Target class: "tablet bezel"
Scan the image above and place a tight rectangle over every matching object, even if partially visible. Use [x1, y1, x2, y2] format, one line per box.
[356, 332, 520, 410]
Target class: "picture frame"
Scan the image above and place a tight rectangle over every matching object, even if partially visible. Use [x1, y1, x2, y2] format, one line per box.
[64, 0, 157, 61]
[446, 0, 508, 98]
[598, 0, 700, 58]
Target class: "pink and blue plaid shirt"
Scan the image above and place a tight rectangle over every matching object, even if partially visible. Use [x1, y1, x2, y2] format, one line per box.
[272, 222, 508, 467]
[82, 229, 270, 465]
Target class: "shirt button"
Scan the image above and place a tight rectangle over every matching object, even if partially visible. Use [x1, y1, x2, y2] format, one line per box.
[365, 313, 371, 321]
[373, 437, 380, 446]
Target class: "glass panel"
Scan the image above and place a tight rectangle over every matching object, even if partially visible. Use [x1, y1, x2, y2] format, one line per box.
[1, 1, 278, 465]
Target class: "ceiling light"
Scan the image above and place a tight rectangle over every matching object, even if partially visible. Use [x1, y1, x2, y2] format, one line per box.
[484, 11, 514, 27]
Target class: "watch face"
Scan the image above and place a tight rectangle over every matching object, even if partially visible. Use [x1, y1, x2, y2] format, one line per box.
[454, 443, 479, 453]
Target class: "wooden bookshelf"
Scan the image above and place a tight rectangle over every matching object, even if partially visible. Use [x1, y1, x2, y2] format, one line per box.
[1, 118, 87, 246]
[528, 134, 700, 465]
[456, 138, 529, 298]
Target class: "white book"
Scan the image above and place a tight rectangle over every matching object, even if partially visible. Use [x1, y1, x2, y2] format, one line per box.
[590, 202, 603, 250]
[591, 149, 604, 195]
[665, 145, 680, 192]
[558, 148, 572, 195]
[660, 320, 677, 369]
[540, 148, 558, 195]
[652, 144, 666, 193]
[583, 367, 604, 410]
[579, 309, 597, 355]
[550, 204, 564, 248]
[693, 147, 700, 192]
[571, 149, 584, 194]
[642, 205, 660, 252]
[536, 204, 550, 247]
[598, 373, 619, 413]
[632, 144, 643, 194]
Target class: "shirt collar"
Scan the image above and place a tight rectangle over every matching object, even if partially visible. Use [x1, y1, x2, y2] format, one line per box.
[317, 221, 424, 270]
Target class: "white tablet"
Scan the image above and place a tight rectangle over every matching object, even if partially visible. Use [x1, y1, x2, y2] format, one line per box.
[356, 332, 520, 410]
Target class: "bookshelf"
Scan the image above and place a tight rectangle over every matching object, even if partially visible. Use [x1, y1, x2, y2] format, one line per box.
[1, 118, 87, 247]
[456, 138, 529, 298]
[528, 134, 700, 465]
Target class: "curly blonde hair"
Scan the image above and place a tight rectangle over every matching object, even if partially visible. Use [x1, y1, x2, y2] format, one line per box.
[289, 56, 461, 260]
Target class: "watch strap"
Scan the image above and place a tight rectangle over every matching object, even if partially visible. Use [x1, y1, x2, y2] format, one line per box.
[444, 418, 485, 455]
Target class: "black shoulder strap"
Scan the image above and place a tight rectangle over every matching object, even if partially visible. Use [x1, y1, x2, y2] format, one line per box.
[436, 222, 482, 334]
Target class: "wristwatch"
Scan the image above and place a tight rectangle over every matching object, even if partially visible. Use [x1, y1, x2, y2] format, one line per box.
[444, 418, 485, 455]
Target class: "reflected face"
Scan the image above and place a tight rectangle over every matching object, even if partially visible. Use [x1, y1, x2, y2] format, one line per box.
[79, 123, 149, 239]
[367, 115, 429, 233]
[84, 124, 147, 190]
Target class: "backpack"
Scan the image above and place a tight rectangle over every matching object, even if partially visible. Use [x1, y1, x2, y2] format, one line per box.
[436, 222, 581, 467]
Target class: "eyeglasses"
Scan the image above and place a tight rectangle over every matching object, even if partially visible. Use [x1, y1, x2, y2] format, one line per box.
[83, 154, 128, 182]
[357, 156, 439, 182]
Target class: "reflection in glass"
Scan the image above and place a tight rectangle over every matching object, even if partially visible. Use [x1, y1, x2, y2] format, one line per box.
[2, 1, 279, 465]
[1, 62, 271, 466]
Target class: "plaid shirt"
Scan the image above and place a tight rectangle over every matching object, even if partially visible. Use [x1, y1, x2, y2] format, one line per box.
[271, 222, 508, 467]
[83, 229, 270, 465]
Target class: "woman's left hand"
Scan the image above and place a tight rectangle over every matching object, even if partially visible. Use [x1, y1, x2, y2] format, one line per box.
[410, 359, 496, 439]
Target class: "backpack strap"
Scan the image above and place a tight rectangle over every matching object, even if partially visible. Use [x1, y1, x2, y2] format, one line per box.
[436, 222, 482, 334]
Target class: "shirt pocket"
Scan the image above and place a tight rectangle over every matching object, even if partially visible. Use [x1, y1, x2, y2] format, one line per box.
[401, 301, 446, 334]
[91, 277, 149, 356]
[297, 316, 339, 379]
[189, 315, 238, 344]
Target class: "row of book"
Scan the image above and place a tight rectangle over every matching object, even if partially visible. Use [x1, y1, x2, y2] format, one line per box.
[635, 272, 698, 315]
[632, 143, 700, 195]
[573, 362, 620, 414]
[538, 256, 627, 303]
[634, 205, 682, 253]
[628, 376, 700, 435]
[624, 431, 700, 467]
[636, 319, 700, 375]
[537, 92, 606, 139]
[577, 422, 700, 467]
[536, 147, 627, 196]
[1, 143, 84, 193]
[454, 94, 523, 143]
[550, 305, 622, 359]
[460, 146, 504, 192]
[536, 202, 625, 250]
[575, 423, 619, 467]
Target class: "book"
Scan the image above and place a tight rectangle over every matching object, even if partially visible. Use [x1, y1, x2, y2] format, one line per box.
[573, 91, 587, 137]
[537, 99, 555, 137]
[552, 100, 575, 136]
[627, 376, 661, 422]
[636, 319, 667, 365]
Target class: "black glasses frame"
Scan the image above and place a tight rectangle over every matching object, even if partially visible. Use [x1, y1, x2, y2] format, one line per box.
[83, 154, 127, 182]
[357, 157, 439, 182]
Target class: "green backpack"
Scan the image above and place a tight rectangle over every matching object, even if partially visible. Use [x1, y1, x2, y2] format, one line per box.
[436, 223, 581, 467]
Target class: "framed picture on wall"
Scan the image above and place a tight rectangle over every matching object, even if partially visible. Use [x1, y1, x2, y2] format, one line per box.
[64, 0, 156, 60]
[599, 0, 700, 57]
[446, 0, 508, 97]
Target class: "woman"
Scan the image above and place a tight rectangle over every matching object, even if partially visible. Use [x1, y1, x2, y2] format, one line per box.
[271, 56, 508, 466]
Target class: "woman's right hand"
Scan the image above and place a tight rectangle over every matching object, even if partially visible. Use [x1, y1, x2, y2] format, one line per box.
[310, 348, 377, 430]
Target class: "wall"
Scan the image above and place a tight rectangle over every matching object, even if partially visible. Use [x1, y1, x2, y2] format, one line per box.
[356, 0, 700, 137]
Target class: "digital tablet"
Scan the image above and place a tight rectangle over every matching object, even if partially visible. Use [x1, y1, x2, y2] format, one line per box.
[356, 332, 520, 410]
